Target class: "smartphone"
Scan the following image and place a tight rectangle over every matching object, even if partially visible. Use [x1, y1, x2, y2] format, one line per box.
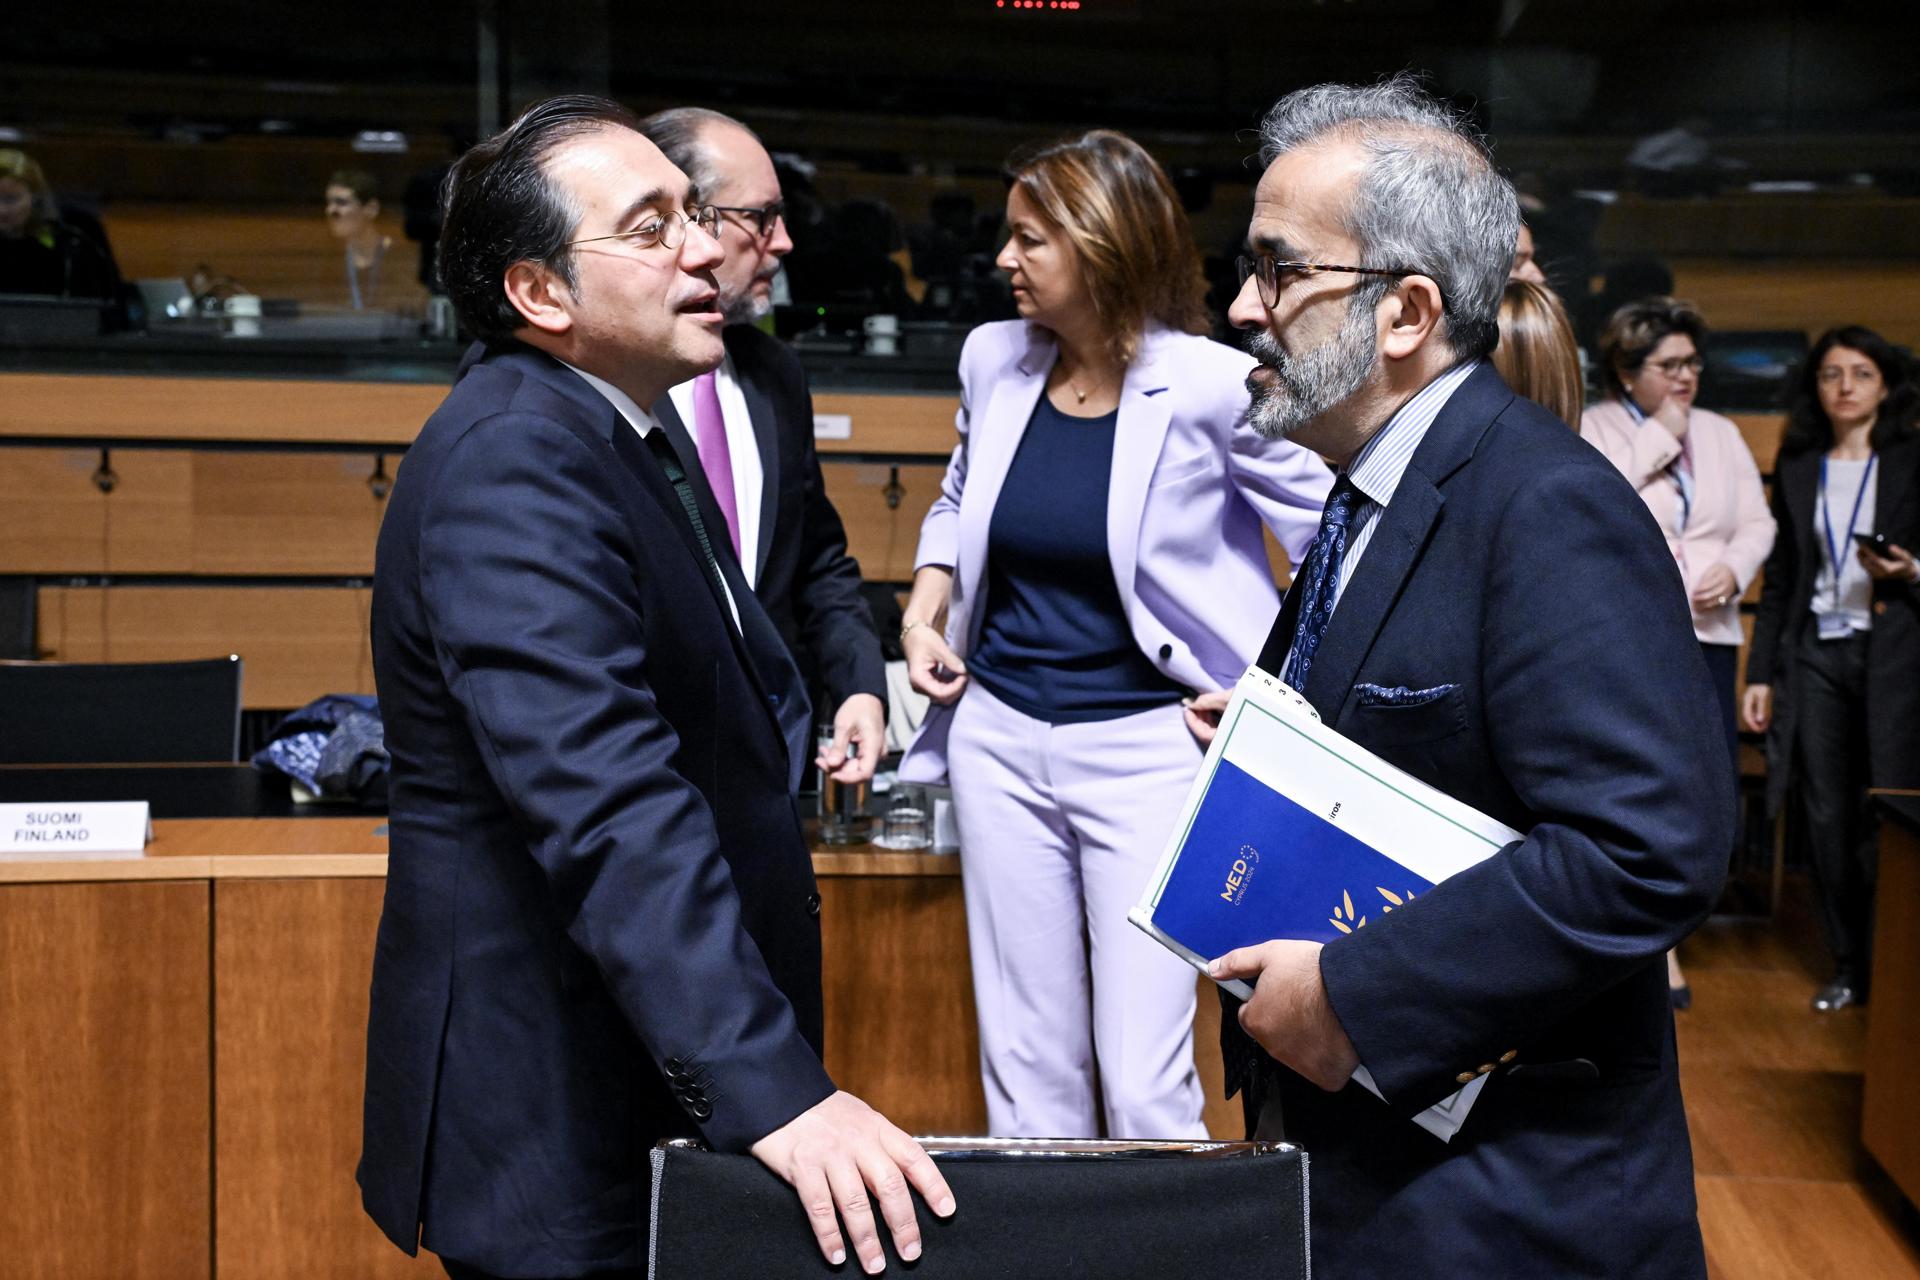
[1853, 532, 1893, 557]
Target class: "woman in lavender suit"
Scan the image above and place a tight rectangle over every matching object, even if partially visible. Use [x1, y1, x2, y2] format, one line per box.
[897, 130, 1331, 1139]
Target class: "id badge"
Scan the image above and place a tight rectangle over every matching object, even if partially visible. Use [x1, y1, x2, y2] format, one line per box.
[1816, 614, 1855, 641]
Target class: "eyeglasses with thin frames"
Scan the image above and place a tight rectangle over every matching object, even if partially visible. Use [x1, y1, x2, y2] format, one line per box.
[1235, 252, 1431, 311]
[711, 200, 787, 239]
[568, 205, 721, 253]
[1643, 355, 1706, 378]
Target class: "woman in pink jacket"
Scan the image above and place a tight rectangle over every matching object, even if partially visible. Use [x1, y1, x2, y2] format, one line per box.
[896, 131, 1330, 1139]
[1581, 296, 1776, 1007]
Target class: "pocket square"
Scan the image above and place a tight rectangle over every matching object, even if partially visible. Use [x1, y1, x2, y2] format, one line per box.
[1354, 681, 1458, 708]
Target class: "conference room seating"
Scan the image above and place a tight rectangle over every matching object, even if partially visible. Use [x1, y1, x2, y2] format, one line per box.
[0, 654, 244, 764]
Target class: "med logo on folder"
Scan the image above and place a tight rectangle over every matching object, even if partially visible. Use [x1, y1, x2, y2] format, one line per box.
[1128, 667, 1522, 1142]
[1150, 758, 1434, 958]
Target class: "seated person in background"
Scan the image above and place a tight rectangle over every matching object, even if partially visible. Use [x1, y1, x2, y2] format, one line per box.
[1581, 296, 1776, 1009]
[324, 168, 394, 310]
[1508, 221, 1547, 286]
[0, 148, 121, 300]
[1493, 278, 1583, 429]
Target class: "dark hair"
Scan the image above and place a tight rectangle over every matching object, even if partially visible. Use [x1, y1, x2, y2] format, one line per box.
[1781, 325, 1918, 456]
[439, 94, 641, 345]
[1005, 129, 1211, 367]
[639, 107, 757, 203]
[327, 169, 379, 204]
[1597, 295, 1707, 398]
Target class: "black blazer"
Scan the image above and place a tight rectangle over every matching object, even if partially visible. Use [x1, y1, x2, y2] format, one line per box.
[1746, 433, 1920, 826]
[358, 344, 834, 1277]
[654, 324, 885, 715]
[1229, 363, 1729, 1278]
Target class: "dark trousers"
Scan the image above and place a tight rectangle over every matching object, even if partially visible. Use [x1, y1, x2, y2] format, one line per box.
[1793, 628, 1879, 988]
[443, 1262, 644, 1280]
[1700, 641, 1742, 858]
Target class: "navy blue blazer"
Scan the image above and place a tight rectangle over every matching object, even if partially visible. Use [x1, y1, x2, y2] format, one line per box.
[1230, 363, 1730, 1278]
[653, 325, 885, 712]
[358, 343, 834, 1277]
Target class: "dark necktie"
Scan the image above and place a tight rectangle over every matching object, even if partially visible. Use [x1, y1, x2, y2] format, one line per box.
[1281, 475, 1363, 691]
[644, 428, 730, 609]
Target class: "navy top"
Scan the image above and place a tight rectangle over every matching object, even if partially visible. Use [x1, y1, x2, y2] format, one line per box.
[967, 395, 1187, 723]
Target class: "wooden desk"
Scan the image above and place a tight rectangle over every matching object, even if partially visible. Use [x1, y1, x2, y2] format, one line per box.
[1863, 792, 1920, 1208]
[0, 819, 983, 1279]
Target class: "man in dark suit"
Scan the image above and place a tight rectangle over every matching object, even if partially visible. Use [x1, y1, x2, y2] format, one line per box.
[1200, 78, 1730, 1277]
[639, 108, 886, 787]
[358, 95, 951, 1280]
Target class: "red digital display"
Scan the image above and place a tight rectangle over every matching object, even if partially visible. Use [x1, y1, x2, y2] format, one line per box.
[994, 1, 1084, 9]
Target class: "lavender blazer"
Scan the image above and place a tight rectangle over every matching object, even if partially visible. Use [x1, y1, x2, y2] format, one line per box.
[900, 320, 1332, 783]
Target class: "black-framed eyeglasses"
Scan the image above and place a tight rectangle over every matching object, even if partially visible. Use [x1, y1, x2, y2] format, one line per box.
[711, 200, 787, 239]
[1235, 252, 1428, 311]
[569, 205, 721, 253]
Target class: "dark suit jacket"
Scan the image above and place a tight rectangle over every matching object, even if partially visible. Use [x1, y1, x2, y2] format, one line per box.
[358, 343, 834, 1277]
[1228, 363, 1729, 1278]
[654, 324, 884, 714]
[1745, 434, 1920, 828]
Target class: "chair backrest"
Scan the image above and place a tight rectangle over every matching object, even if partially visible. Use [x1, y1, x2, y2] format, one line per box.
[0, 578, 35, 660]
[0, 656, 244, 764]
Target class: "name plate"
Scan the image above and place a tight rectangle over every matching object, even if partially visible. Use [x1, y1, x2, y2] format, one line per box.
[0, 802, 152, 858]
[813, 413, 852, 441]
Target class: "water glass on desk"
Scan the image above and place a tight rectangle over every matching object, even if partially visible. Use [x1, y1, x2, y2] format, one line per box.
[872, 784, 932, 850]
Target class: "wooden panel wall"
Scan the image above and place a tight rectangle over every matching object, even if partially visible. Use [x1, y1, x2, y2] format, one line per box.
[214, 877, 442, 1279]
[1862, 816, 1920, 1206]
[822, 463, 945, 582]
[0, 881, 212, 1280]
[36, 585, 375, 708]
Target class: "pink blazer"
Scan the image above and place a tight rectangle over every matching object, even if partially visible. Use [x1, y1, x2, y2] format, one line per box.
[1579, 399, 1776, 645]
[900, 320, 1332, 783]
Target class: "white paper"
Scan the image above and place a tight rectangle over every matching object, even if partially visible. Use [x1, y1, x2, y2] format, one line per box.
[812, 413, 852, 440]
[0, 801, 152, 858]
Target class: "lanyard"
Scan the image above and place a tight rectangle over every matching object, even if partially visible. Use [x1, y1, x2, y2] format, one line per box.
[1623, 397, 1693, 530]
[1820, 453, 1877, 601]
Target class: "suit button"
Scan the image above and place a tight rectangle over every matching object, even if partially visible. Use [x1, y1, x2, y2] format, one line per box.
[1455, 1071, 1476, 1085]
[1874, 601, 1889, 616]
[806, 893, 822, 917]
[1499, 1050, 1517, 1064]
[690, 1099, 713, 1121]
[1158, 643, 1173, 660]
[1477, 1063, 1495, 1076]
[664, 1056, 685, 1077]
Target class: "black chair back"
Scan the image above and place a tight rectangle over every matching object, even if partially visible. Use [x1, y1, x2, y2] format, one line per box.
[0, 656, 244, 764]
[0, 578, 35, 660]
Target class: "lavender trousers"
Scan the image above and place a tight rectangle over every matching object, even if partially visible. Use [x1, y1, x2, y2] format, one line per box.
[944, 681, 1208, 1140]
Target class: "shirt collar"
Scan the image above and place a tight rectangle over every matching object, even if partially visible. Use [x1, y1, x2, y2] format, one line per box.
[1343, 358, 1480, 508]
[560, 361, 660, 438]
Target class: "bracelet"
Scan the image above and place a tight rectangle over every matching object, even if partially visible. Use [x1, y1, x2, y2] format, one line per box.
[900, 620, 934, 643]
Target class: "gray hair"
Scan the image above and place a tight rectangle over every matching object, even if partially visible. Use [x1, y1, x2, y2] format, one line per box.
[638, 107, 760, 203]
[1257, 74, 1519, 361]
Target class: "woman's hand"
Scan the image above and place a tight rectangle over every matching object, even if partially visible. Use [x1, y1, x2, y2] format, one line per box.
[903, 622, 969, 705]
[1690, 562, 1740, 612]
[1182, 689, 1231, 747]
[1651, 393, 1690, 441]
[1858, 540, 1920, 583]
[1742, 683, 1772, 734]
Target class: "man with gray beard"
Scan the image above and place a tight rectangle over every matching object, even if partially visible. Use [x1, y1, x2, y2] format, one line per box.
[642, 108, 886, 788]
[1199, 76, 1728, 1277]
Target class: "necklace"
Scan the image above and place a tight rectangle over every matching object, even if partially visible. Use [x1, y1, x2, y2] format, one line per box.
[1061, 364, 1112, 405]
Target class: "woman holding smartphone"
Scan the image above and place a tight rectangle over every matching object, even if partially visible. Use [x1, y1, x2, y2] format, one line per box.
[1745, 325, 1920, 1012]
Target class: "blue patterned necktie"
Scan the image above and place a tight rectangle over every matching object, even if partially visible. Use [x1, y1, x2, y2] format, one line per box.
[1282, 475, 1362, 691]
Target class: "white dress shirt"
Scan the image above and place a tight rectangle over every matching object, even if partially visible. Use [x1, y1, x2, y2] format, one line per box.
[561, 361, 740, 630]
[667, 351, 765, 587]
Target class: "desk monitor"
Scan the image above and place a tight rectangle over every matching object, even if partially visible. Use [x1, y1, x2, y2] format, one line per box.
[1700, 330, 1809, 412]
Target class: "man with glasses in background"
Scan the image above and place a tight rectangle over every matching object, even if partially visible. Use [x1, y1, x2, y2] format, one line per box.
[641, 108, 887, 793]
[1199, 76, 1728, 1277]
[360, 95, 952, 1280]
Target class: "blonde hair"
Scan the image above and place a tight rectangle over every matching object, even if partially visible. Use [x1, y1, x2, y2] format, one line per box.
[0, 149, 58, 240]
[1493, 279, 1584, 428]
[1006, 130, 1211, 367]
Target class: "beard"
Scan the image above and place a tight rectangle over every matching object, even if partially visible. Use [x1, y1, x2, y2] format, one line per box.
[720, 267, 781, 326]
[1243, 291, 1379, 440]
